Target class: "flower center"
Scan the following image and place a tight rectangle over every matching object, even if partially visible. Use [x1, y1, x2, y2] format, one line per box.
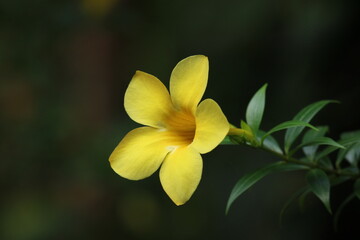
[164, 109, 196, 146]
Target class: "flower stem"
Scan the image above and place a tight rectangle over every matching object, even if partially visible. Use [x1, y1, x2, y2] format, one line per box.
[227, 126, 360, 179]
[261, 147, 357, 177]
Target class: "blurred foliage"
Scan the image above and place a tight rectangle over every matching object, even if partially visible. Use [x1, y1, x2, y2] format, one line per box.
[1, 0, 360, 239]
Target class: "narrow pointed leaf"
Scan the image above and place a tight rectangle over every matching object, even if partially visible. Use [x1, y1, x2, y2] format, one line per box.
[291, 137, 344, 156]
[336, 130, 360, 167]
[318, 157, 334, 170]
[241, 120, 253, 133]
[257, 130, 283, 154]
[263, 133, 283, 154]
[303, 126, 329, 142]
[284, 100, 337, 153]
[240, 120, 257, 145]
[316, 146, 341, 162]
[341, 130, 360, 139]
[245, 84, 267, 133]
[263, 136, 283, 154]
[261, 120, 318, 144]
[317, 134, 360, 162]
[303, 137, 344, 149]
[336, 143, 360, 167]
[306, 169, 332, 214]
[226, 161, 308, 214]
[345, 143, 360, 165]
[330, 176, 351, 187]
[335, 149, 347, 168]
[300, 176, 348, 215]
[302, 126, 329, 160]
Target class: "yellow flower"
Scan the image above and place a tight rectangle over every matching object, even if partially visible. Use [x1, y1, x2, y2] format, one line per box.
[109, 55, 229, 205]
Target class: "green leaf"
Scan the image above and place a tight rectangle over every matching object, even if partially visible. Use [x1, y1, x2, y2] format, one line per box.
[330, 176, 351, 187]
[341, 130, 360, 139]
[316, 146, 341, 162]
[302, 126, 329, 160]
[354, 179, 360, 200]
[284, 100, 337, 154]
[306, 169, 332, 214]
[300, 176, 349, 217]
[245, 84, 267, 133]
[240, 120, 257, 145]
[257, 130, 283, 154]
[340, 166, 359, 176]
[336, 130, 360, 167]
[335, 149, 348, 168]
[314, 133, 360, 161]
[261, 120, 318, 144]
[302, 126, 329, 142]
[226, 161, 308, 214]
[301, 137, 344, 149]
[291, 137, 345, 156]
[318, 157, 334, 170]
[241, 120, 252, 133]
[336, 142, 360, 167]
[345, 143, 360, 165]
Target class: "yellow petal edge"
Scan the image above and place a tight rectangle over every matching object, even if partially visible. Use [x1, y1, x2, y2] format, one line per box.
[124, 71, 174, 128]
[191, 99, 229, 154]
[170, 55, 209, 113]
[160, 146, 203, 205]
[109, 127, 170, 180]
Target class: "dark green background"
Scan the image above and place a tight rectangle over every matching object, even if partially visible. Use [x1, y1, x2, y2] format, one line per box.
[1, 0, 359, 239]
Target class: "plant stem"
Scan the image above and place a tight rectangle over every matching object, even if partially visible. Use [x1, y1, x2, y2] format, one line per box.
[260, 145, 360, 179]
[227, 127, 360, 179]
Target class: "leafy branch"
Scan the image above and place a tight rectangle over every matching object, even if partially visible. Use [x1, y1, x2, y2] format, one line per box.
[222, 84, 360, 229]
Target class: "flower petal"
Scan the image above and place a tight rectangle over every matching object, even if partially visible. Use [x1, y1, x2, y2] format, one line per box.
[109, 127, 171, 180]
[160, 147, 202, 205]
[191, 99, 229, 154]
[124, 71, 174, 128]
[170, 55, 209, 113]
